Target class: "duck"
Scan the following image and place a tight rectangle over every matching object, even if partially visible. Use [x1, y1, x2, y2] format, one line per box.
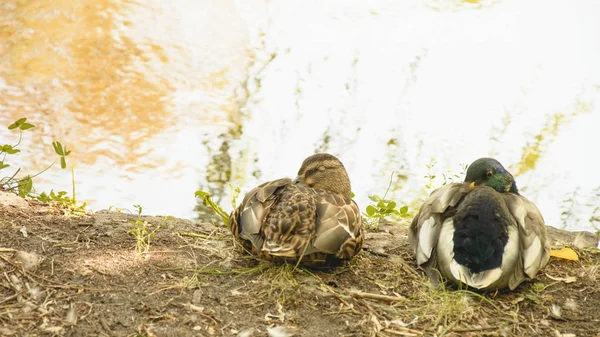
[229, 153, 363, 266]
[409, 158, 551, 291]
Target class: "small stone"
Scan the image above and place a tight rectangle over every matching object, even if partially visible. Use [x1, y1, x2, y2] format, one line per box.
[267, 326, 301, 337]
[372, 247, 387, 256]
[238, 328, 254, 337]
[573, 232, 599, 249]
[192, 289, 203, 304]
[547, 226, 599, 249]
[551, 304, 562, 318]
[65, 303, 77, 325]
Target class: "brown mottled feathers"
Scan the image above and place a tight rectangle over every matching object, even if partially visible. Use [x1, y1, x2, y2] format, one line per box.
[230, 178, 363, 266]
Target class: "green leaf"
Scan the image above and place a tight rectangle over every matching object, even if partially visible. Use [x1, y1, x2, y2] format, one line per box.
[1, 145, 20, 154]
[400, 205, 408, 214]
[194, 190, 210, 200]
[366, 205, 376, 217]
[368, 195, 381, 202]
[18, 176, 33, 197]
[377, 201, 385, 209]
[52, 141, 64, 156]
[36, 192, 50, 203]
[387, 201, 396, 210]
[0, 161, 9, 170]
[134, 204, 143, 216]
[350, 191, 355, 198]
[20, 122, 35, 130]
[8, 118, 26, 130]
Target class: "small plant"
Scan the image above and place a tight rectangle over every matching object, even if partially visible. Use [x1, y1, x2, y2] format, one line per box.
[524, 282, 547, 304]
[36, 189, 87, 215]
[424, 159, 468, 191]
[424, 158, 437, 190]
[195, 184, 241, 228]
[441, 163, 468, 186]
[1, 117, 84, 212]
[128, 205, 162, 253]
[363, 172, 409, 229]
[229, 183, 241, 209]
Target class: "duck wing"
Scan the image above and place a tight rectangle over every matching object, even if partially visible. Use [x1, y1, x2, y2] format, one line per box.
[310, 191, 363, 260]
[409, 183, 471, 280]
[260, 184, 319, 258]
[230, 178, 292, 250]
[231, 181, 363, 264]
[503, 193, 551, 289]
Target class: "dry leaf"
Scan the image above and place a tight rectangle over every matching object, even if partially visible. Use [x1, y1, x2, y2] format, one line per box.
[550, 248, 579, 261]
[545, 274, 577, 283]
[267, 326, 300, 337]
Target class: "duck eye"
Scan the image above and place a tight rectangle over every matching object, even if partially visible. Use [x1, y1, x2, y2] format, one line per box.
[486, 170, 493, 178]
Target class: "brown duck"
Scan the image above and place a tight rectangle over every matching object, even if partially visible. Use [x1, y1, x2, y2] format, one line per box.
[229, 153, 363, 266]
[409, 158, 551, 291]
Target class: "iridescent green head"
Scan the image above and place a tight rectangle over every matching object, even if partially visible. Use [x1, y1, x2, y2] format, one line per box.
[464, 158, 518, 194]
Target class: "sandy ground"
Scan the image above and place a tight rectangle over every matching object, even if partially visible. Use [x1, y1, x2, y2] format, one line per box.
[0, 191, 599, 337]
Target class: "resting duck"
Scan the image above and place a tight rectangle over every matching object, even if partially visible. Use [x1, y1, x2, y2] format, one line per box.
[409, 158, 550, 290]
[229, 153, 363, 266]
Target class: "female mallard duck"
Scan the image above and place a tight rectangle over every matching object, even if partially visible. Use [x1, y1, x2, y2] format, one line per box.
[229, 153, 363, 266]
[409, 158, 551, 291]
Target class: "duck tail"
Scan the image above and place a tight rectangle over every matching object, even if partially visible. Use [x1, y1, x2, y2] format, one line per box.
[452, 187, 510, 273]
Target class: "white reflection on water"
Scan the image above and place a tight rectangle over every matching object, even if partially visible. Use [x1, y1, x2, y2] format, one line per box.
[1, 0, 599, 232]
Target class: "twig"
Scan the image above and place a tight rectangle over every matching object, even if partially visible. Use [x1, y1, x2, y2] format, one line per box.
[180, 303, 220, 325]
[346, 289, 406, 303]
[0, 293, 19, 305]
[383, 328, 420, 336]
[0, 248, 17, 253]
[451, 326, 499, 333]
[178, 232, 212, 239]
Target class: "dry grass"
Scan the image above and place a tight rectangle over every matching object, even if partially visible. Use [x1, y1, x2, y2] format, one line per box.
[0, 205, 599, 336]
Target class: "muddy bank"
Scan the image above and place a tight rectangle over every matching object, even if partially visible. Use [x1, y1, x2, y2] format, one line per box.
[0, 191, 599, 336]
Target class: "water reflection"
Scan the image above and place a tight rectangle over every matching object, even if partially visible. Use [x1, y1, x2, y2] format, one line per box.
[0, 0, 175, 169]
[1, 0, 599, 233]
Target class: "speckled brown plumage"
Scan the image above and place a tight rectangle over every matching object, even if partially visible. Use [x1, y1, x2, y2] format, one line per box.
[229, 153, 363, 266]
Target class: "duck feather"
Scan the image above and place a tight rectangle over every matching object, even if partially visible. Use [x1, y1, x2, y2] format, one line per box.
[230, 179, 362, 265]
[410, 182, 550, 290]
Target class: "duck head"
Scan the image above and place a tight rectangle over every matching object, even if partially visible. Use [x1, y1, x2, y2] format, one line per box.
[464, 157, 519, 194]
[294, 153, 352, 198]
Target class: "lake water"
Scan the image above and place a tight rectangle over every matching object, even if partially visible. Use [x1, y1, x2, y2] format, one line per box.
[1, 0, 599, 232]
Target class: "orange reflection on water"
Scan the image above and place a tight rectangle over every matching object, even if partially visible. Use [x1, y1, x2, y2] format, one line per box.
[0, 0, 175, 170]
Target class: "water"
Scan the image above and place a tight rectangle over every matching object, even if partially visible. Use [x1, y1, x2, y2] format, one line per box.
[1, 0, 599, 232]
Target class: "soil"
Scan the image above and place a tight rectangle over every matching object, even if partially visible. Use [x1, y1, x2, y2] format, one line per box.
[0, 191, 599, 337]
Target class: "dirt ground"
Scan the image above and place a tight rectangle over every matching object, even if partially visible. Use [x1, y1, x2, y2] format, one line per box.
[0, 192, 599, 337]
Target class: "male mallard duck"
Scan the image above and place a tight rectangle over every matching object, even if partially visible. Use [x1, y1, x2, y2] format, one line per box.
[229, 153, 363, 266]
[409, 158, 551, 290]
